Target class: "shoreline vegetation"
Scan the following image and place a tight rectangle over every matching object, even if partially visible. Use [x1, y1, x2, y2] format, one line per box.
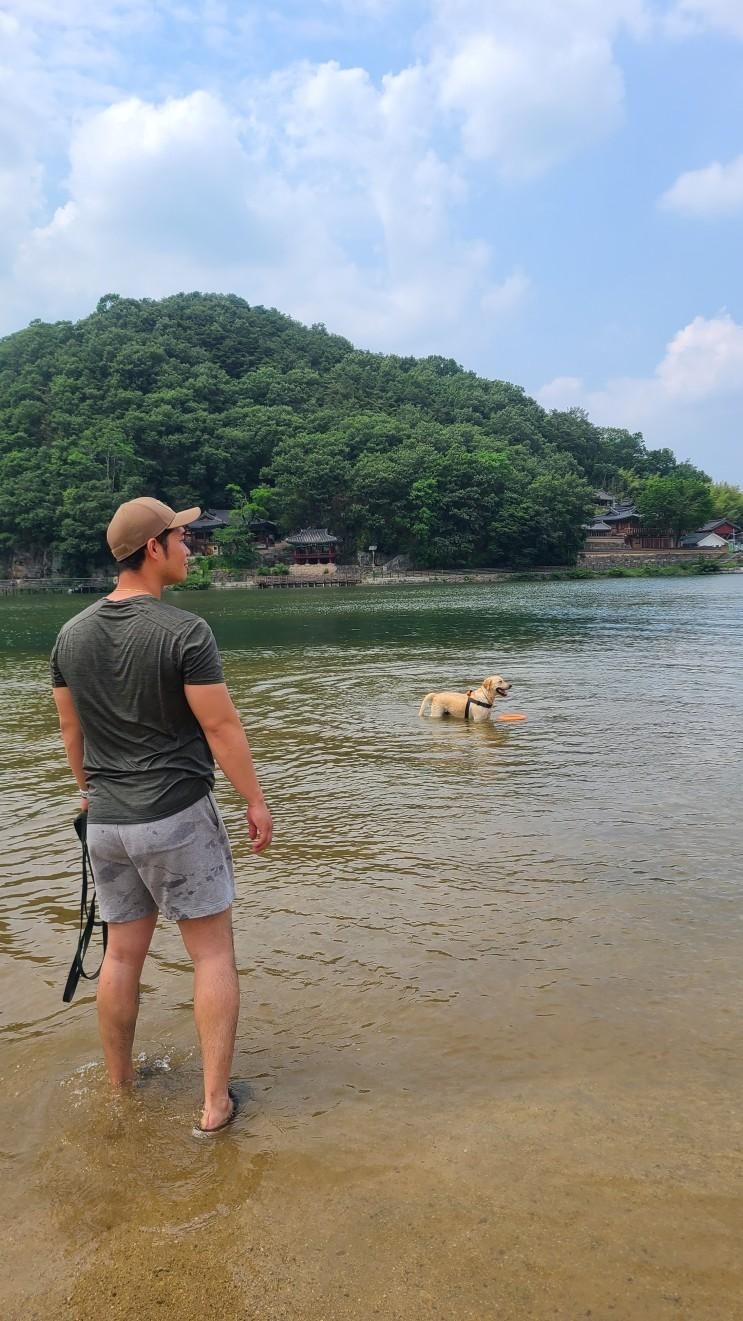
[1, 555, 737, 597]
[2, 292, 742, 580]
[184, 557, 735, 587]
[173, 549, 736, 588]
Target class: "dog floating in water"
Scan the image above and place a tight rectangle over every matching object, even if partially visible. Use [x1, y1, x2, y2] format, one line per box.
[418, 674, 512, 722]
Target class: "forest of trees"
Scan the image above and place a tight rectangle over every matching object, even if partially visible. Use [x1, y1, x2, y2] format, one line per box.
[0, 292, 738, 573]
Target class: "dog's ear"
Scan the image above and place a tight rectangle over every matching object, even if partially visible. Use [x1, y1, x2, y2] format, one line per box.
[483, 676, 497, 698]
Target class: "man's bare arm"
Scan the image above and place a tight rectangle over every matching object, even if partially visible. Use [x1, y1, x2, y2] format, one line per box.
[52, 687, 89, 799]
[185, 682, 273, 853]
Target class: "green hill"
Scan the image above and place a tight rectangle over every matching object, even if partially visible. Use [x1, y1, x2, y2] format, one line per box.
[0, 292, 710, 572]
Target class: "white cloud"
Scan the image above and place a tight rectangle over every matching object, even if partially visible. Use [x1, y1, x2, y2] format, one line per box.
[321, 0, 402, 13]
[0, 12, 58, 280]
[0, 160, 44, 268]
[540, 313, 743, 413]
[537, 376, 584, 409]
[480, 271, 531, 316]
[661, 155, 743, 217]
[667, 0, 743, 39]
[657, 313, 743, 398]
[13, 92, 279, 317]
[428, 0, 649, 175]
[7, 80, 526, 358]
[538, 313, 743, 478]
[0, 0, 659, 348]
[0, 0, 165, 30]
[244, 58, 528, 345]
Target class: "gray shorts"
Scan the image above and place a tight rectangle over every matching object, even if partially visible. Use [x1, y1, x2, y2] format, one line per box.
[86, 792, 235, 924]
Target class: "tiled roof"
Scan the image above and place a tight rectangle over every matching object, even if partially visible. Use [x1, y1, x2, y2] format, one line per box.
[680, 531, 724, 546]
[188, 510, 229, 531]
[285, 527, 338, 545]
[602, 502, 638, 520]
[700, 518, 739, 532]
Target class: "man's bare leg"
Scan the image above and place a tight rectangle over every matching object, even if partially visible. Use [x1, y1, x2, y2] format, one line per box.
[97, 912, 158, 1085]
[178, 908, 239, 1131]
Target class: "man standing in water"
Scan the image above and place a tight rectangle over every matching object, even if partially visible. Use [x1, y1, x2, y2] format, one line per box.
[51, 497, 272, 1133]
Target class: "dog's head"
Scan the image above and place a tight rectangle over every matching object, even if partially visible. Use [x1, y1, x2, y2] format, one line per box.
[482, 674, 512, 702]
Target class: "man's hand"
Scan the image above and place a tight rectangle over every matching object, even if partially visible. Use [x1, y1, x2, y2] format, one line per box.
[246, 800, 273, 853]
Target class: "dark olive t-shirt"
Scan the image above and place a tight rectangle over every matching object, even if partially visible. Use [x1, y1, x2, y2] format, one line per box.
[51, 595, 224, 825]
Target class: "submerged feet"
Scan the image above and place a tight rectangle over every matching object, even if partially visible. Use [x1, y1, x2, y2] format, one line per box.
[196, 1086, 238, 1135]
[105, 1057, 240, 1134]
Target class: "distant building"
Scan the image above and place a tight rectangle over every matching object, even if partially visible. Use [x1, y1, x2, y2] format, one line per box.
[602, 503, 642, 536]
[585, 499, 674, 550]
[679, 531, 727, 549]
[584, 497, 739, 554]
[606, 504, 676, 548]
[698, 518, 741, 541]
[247, 518, 279, 547]
[187, 509, 230, 555]
[187, 510, 281, 555]
[285, 528, 339, 566]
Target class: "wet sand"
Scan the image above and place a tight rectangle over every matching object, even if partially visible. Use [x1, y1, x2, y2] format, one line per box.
[7, 1056, 743, 1319]
[5, 884, 743, 1321]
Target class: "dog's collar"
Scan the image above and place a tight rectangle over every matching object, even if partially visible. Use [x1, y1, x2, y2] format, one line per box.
[465, 690, 492, 718]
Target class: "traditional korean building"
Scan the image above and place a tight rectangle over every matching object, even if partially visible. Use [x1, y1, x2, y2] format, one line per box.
[602, 503, 642, 537]
[697, 518, 741, 541]
[584, 518, 613, 537]
[186, 510, 230, 554]
[679, 531, 727, 549]
[583, 518, 626, 550]
[584, 497, 739, 553]
[585, 501, 675, 550]
[247, 518, 279, 547]
[285, 528, 339, 565]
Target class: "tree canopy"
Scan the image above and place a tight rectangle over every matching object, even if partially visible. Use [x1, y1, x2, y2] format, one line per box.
[635, 475, 714, 541]
[0, 292, 723, 572]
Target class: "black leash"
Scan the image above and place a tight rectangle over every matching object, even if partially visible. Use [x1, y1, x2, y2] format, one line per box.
[464, 691, 493, 720]
[62, 809, 108, 1003]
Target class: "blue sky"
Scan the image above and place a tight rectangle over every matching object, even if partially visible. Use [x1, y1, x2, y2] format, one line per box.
[1, 1, 742, 480]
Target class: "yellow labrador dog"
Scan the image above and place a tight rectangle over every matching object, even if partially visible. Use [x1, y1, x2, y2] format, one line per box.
[419, 674, 512, 722]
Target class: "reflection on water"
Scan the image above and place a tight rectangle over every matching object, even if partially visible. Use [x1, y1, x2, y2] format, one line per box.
[1, 578, 742, 1319]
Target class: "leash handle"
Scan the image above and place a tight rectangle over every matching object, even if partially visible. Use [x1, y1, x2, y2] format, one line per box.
[62, 811, 108, 1003]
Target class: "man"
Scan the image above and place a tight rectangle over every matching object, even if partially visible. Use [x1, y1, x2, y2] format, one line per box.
[51, 496, 272, 1134]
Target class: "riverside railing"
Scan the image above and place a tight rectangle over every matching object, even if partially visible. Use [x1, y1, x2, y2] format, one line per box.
[0, 577, 116, 595]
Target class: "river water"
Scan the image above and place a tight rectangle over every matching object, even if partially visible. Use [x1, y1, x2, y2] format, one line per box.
[1, 577, 741, 1320]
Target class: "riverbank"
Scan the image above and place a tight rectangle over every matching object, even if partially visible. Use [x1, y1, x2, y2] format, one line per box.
[0, 554, 737, 595]
[216, 557, 733, 589]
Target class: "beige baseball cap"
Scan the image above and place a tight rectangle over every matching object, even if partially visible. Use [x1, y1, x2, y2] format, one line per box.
[107, 497, 201, 562]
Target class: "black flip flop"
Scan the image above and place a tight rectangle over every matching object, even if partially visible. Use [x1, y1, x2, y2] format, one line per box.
[192, 1086, 239, 1137]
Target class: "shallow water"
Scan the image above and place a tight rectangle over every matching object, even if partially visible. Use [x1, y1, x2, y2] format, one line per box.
[1, 577, 742, 1320]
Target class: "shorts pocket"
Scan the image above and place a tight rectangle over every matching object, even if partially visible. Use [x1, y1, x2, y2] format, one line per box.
[204, 791, 222, 831]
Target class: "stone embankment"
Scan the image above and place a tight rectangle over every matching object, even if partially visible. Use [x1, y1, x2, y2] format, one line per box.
[579, 549, 726, 570]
